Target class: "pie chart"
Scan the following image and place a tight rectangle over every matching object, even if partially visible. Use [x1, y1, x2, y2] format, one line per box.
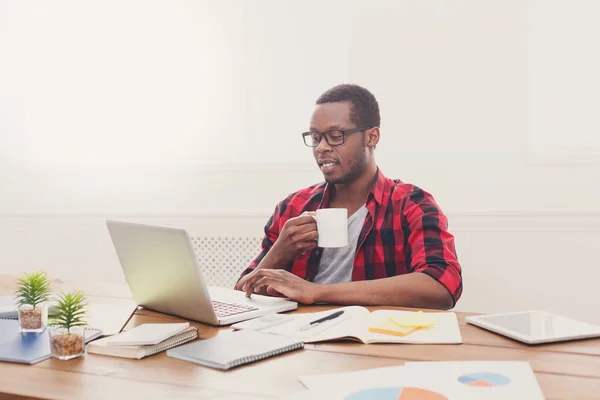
[458, 372, 511, 387]
[345, 386, 448, 400]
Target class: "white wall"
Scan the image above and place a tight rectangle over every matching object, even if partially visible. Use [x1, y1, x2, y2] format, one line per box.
[1, 1, 599, 323]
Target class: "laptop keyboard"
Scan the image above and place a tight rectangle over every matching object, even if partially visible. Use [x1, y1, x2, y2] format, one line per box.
[212, 301, 259, 318]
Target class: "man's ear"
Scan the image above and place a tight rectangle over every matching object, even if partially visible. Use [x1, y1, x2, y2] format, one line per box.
[365, 127, 380, 148]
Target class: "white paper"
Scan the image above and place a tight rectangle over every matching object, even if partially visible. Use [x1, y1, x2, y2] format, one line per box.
[286, 369, 449, 400]
[107, 322, 189, 346]
[300, 366, 409, 390]
[0, 296, 16, 315]
[403, 361, 545, 400]
[86, 299, 138, 336]
[296, 361, 545, 400]
[281, 387, 449, 400]
[262, 306, 367, 341]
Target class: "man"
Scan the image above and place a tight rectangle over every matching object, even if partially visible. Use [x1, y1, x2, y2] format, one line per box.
[235, 84, 462, 309]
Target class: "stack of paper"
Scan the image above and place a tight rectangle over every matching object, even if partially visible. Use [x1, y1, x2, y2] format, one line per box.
[87, 322, 198, 359]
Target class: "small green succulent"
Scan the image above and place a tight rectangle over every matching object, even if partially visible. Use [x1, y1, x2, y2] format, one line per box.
[14, 271, 52, 308]
[50, 291, 88, 333]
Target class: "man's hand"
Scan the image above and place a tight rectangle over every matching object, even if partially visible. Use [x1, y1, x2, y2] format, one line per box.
[234, 212, 317, 294]
[268, 213, 318, 264]
[234, 273, 268, 295]
[241, 269, 320, 304]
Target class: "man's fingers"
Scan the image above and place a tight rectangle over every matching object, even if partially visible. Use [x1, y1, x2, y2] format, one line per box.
[244, 276, 260, 297]
[243, 270, 276, 297]
[293, 222, 318, 235]
[290, 215, 318, 227]
[242, 272, 261, 294]
[241, 269, 295, 297]
[245, 284, 255, 298]
[298, 231, 318, 243]
[241, 274, 254, 292]
[252, 276, 283, 294]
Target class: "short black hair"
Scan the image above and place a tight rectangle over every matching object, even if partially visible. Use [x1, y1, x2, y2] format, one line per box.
[316, 84, 380, 128]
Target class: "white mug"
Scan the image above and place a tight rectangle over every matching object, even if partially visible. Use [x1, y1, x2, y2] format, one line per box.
[314, 208, 348, 248]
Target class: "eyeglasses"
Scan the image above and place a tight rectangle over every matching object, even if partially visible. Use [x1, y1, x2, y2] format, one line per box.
[301, 126, 371, 147]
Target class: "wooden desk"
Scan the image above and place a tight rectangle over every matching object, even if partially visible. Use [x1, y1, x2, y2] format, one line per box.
[1, 275, 599, 399]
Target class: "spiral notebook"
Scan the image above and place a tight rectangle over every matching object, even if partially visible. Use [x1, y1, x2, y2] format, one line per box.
[166, 330, 304, 370]
[87, 326, 198, 359]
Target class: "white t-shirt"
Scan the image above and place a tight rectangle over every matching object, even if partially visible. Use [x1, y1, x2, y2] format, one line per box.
[313, 205, 369, 284]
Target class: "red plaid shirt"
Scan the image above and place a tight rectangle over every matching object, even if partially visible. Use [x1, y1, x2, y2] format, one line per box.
[240, 168, 462, 305]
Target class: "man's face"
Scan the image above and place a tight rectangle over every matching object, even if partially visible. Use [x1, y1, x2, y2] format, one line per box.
[309, 101, 368, 185]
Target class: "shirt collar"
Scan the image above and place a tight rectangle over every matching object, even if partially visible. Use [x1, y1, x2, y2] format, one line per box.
[369, 167, 387, 206]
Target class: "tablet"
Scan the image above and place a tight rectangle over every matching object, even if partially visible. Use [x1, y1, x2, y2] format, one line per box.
[465, 310, 600, 345]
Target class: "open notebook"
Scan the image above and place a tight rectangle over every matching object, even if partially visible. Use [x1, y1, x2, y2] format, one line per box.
[254, 306, 462, 344]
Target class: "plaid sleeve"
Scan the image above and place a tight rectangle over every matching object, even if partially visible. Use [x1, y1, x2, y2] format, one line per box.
[402, 187, 463, 305]
[237, 203, 282, 282]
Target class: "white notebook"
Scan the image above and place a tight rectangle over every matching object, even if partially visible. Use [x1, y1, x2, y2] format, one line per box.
[107, 323, 190, 346]
[88, 327, 198, 359]
[166, 330, 304, 370]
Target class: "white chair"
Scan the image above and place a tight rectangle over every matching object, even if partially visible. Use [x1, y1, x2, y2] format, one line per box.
[190, 236, 262, 288]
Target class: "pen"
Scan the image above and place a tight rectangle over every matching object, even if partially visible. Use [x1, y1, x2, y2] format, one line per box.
[297, 310, 345, 331]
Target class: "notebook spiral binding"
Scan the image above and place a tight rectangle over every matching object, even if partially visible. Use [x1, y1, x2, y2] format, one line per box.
[143, 328, 199, 357]
[229, 342, 304, 368]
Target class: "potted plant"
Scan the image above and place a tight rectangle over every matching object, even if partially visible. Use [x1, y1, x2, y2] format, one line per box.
[48, 290, 88, 360]
[14, 271, 52, 333]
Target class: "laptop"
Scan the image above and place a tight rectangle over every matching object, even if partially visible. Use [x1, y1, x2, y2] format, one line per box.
[106, 220, 297, 326]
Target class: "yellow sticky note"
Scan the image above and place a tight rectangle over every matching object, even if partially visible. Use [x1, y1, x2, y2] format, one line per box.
[389, 311, 437, 328]
[368, 319, 418, 337]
